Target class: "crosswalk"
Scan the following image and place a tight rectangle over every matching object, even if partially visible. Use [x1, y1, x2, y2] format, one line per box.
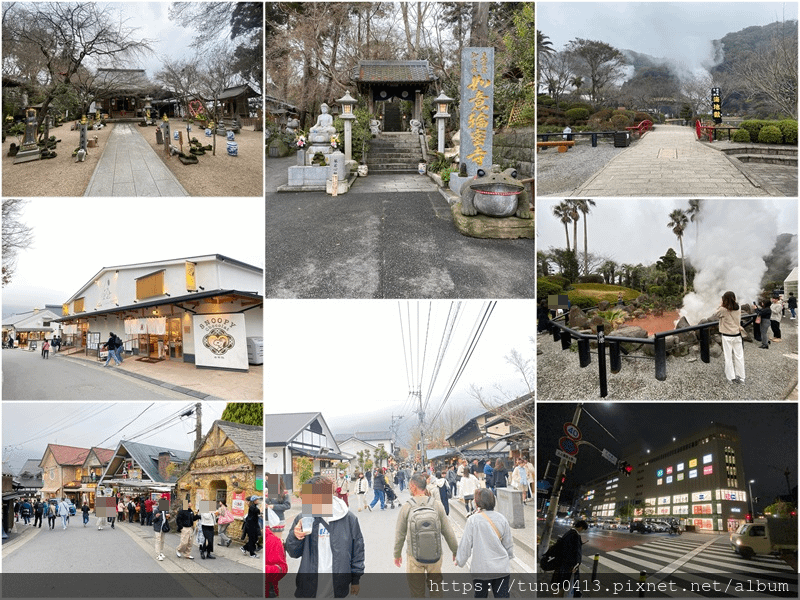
[580, 536, 797, 597]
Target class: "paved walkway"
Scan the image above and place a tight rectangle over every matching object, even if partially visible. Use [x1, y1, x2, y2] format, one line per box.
[572, 125, 768, 197]
[84, 123, 188, 196]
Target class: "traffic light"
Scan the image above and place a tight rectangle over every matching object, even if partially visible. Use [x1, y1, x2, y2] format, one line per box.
[746, 513, 753, 523]
[617, 460, 632, 476]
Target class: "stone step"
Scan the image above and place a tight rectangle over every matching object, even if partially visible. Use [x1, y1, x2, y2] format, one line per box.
[367, 166, 421, 174]
[367, 151, 423, 160]
[722, 146, 798, 157]
[733, 154, 798, 166]
[369, 142, 422, 150]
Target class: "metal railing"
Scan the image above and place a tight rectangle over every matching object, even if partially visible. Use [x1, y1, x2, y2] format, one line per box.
[547, 307, 758, 397]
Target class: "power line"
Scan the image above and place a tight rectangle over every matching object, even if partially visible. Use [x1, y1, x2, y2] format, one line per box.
[96, 403, 156, 447]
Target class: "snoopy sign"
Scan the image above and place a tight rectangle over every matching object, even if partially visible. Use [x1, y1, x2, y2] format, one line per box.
[192, 313, 249, 371]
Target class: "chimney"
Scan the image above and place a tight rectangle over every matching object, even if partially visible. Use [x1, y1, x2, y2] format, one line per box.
[158, 452, 171, 479]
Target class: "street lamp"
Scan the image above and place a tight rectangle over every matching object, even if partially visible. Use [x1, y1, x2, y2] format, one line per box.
[336, 90, 357, 163]
[748, 479, 755, 521]
[432, 91, 453, 154]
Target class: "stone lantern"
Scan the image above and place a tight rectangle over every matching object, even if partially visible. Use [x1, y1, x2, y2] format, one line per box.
[433, 91, 453, 154]
[336, 90, 357, 163]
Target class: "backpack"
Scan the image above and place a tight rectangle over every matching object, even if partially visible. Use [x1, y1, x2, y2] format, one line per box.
[540, 536, 564, 571]
[114, 335, 123, 349]
[407, 496, 442, 564]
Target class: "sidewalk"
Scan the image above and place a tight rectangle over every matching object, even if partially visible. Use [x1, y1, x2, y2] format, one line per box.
[572, 125, 768, 197]
[55, 349, 262, 400]
[84, 123, 189, 196]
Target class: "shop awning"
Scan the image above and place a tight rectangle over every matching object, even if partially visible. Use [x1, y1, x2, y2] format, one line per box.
[55, 290, 262, 322]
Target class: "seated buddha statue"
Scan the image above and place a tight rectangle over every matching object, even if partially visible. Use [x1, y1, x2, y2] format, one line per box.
[308, 103, 336, 142]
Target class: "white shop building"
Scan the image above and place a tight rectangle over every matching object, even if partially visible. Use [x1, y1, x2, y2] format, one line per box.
[57, 254, 262, 371]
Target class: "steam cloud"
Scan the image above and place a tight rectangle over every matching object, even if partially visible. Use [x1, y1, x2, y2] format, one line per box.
[680, 200, 779, 325]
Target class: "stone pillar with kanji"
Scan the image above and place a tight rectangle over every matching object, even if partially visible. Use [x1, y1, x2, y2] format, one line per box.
[458, 47, 494, 176]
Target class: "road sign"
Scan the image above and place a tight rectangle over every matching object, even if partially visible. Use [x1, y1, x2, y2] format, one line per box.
[556, 449, 577, 464]
[602, 448, 618, 465]
[564, 422, 581, 441]
[559, 436, 579, 456]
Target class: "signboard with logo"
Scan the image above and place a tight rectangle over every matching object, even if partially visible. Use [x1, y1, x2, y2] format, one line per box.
[231, 490, 246, 518]
[711, 87, 722, 124]
[192, 313, 249, 371]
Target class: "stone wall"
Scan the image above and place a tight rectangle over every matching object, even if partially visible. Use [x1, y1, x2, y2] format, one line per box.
[492, 126, 535, 178]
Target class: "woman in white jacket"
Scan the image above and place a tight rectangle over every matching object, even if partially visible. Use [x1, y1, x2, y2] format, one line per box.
[460, 470, 480, 513]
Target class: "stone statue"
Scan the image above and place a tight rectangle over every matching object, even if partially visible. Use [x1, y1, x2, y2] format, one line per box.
[369, 120, 381, 136]
[410, 119, 422, 135]
[285, 118, 300, 135]
[459, 165, 532, 219]
[305, 102, 337, 165]
[310, 103, 335, 134]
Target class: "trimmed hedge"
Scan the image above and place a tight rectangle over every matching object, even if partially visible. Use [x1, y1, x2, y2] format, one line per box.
[538, 279, 563, 298]
[567, 293, 595, 309]
[565, 108, 590, 124]
[739, 120, 771, 141]
[732, 128, 751, 143]
[758, 125, 783, 144]
[778, 119, 798, 144]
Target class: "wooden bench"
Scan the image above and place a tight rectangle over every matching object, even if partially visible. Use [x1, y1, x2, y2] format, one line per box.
[537, 140, 575, 153]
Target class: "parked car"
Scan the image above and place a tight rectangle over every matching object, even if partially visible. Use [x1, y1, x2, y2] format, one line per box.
[602, 520, 618, 530]
[630, 520, 652, 533]
[648, 520, 670, 533]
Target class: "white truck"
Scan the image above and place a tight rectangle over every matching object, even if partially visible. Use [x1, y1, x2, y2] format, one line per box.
[730, 517, 798, 559]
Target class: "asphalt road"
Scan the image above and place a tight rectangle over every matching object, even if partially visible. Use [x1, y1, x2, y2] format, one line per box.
[2, 348, 191, 400]
[265, 190, 534, 299]
[2, 516, 261, 597]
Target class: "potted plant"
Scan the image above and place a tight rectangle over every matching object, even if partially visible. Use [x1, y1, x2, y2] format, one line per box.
[295, 132, 307, 165]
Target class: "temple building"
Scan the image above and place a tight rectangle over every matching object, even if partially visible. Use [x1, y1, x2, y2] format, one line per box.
[351, 60, 437, 130]
[56, 254, 262, 372]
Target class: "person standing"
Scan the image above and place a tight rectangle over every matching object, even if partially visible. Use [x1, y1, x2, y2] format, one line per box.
[435, 472, 451, 516]
[483, 460, 495, 493]
[199, 506, 218, 559]
[82, 502, 90, 527]
[41, 339, 50, 359]
[176, 502, 201, 559]
[58, 498, 70, 529]
[215, 500, 234, 547]
[713, 291, 746, 384]
[103, 332, 122, 367]
[512, 459, 530, 505]
[755, 299, 772, 349]
[542, 520, 589, 597]
[47, 501, 57, 529]
[33, 499, 44, 528]
[127, 499, 136, 523]
[153, 505, 171, 561]
[20, 498, 32, 525]
[335, 470, 350, 507]
[265, 525, 288, 598]
[460, 469, 480, 513]
[369, 468, 386, 511]
[117, 499, 125, 522]
[394, 474, 459, 597]
[492, 459, 508, 493]
[455, 488, 515, 598]
[524, 459, 534, 502]
[266, 479, 291, 538]
[446, 465, 457, 499]
[241, 496, 261, 558]
[397, 467, 406, 493]
[770, 296, 783, 343]
[144, 497, 154, 526]
[788, 292, 797, 320]
[284, 475, 364, 598]
[355, 471, 370, 512]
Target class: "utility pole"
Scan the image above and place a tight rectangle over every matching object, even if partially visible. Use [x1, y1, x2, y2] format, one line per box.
[194, 402, 202, 451]
[538, 403, 583, 556]
[413, 390, 426, 469]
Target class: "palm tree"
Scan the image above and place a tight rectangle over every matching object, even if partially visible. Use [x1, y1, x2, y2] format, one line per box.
[668, 208, 689, 295]
[552, 201, 572, 252]
[574, 199, 596, 274]
[566, 200, 580, 260]
[570, 75, 584, 99]
[537, 30, 554, 57]
[686, 199, 703, 246]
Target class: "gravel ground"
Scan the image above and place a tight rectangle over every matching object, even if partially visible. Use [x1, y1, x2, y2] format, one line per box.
[537, 140, 624, 197]
[2, 123, 116, 197]
[135, 123, 263, 196]
[537, 317, 798, 400]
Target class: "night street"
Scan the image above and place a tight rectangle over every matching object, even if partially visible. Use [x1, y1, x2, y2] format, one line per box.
[539, 524, 797, 597]
[2, 349, 192, 400]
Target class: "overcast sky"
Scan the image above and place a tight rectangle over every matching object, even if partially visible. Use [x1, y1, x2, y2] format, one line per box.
[538, 2, 798, 77]
[2, 198, 264, 315]
[537, 198, 798, 267]
[1, 401, 230, 474]
[265, 300, 534, 435]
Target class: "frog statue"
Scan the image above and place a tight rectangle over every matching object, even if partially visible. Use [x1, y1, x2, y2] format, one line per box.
[459, 165, 532, 219]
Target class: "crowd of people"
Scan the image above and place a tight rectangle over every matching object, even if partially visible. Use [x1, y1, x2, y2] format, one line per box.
[265, 454, 534, 598]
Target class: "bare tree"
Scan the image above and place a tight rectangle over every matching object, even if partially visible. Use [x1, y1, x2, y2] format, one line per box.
[3, 3, 153, 127]
[2, 200, 34, 287]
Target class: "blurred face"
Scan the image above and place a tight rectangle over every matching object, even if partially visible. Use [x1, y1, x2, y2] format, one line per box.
[301, 481, 334, 517]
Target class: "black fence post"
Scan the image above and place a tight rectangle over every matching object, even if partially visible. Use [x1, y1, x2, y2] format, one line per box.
[597, 325, 608, 398]
[591, 132, 598, 147]
[551, 323, 560, 342]
[700, 327, 710, 363]
[639, 570, 647, 597]
[561, 329, 572, 350]
[578, 338, 591, 367]
[654, 335, 667, 381]
[591, 554, 600, 581]
[610, 341, 621, 373]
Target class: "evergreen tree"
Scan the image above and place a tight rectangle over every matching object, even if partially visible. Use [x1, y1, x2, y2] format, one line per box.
[221, 402, 263, 426]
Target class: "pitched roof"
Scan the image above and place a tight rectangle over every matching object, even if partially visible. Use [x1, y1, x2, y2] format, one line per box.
[218, 84, 259, 100]
[18, 459, 43, 477]
[43, 444, 90, 466]
[216, 420, 263, 465]
[334, 431, 392, 443]
[95, 68, 154, 93]
[89, 447, 116, 464]
[266, 412, 320, 445]
[353, 60, 437, 84]
[112, 440, 192, 484]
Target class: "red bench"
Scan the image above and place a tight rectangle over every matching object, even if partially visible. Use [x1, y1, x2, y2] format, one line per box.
[695, 120, 715, 142]
[626, 120, 653, 138]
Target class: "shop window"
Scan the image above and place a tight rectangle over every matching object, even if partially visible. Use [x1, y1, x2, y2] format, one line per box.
[136, 270, 165, 300]
[74, 297, 85, 313]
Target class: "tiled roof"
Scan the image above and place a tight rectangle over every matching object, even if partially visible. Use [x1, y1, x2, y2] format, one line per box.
[216, 421, 263, 465]
[117, 440, 192, 483]
[353, 61, 437, 84]
[90, 447, 116, 464]
[45, 444, 91, 466]
[335, 431, 392, 443]
[18, 459, 43, 477]
[218, 85, 259, 100]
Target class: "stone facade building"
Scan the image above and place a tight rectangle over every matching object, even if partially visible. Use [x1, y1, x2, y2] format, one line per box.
[175, 420, 263, 541]
[38, 444, 90, 504]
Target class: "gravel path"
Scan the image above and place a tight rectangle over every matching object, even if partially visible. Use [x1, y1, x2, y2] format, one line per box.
[537, 318, 798, 400]
[537, 140, 625, 197]
[2, 123, 116, 196]
[135, 123, 263, 196]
